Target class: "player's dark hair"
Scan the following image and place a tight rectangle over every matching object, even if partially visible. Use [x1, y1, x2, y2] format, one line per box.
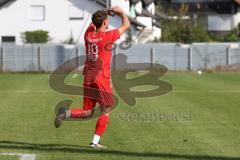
[92, 10, 108, 28]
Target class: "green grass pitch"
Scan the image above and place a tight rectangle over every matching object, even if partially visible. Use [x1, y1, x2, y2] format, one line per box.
[0, 72, 240, 160]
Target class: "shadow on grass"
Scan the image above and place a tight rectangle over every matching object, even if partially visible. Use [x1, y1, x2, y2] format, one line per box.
[0, 141, 239, 160]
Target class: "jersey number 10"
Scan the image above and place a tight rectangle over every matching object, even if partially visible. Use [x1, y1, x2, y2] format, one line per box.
[88, 43, 99, 61]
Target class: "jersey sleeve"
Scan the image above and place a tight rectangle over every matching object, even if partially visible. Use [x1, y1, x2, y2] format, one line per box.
[105, 29, 120, 43]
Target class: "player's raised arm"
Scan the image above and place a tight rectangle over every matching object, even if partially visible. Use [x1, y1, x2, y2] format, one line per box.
[111, 6, 131, 36]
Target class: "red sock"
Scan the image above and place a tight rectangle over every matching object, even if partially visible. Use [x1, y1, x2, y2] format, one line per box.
[95, 115, 109, 137]
[70, 109, 87, 118]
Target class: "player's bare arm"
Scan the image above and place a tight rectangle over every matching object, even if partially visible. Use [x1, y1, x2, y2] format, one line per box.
[111, 6, 131, 36]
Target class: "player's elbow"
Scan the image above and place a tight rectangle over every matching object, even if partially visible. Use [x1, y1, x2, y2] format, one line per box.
[124, 23, 131, 32]
[119, 25, 130, 35]
[126, 22, 131, 30]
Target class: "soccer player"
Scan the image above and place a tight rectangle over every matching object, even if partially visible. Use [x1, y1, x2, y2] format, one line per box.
[55, 6, 130, 148]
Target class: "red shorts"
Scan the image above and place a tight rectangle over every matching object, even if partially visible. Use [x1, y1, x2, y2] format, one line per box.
[83, 76, 113, 110]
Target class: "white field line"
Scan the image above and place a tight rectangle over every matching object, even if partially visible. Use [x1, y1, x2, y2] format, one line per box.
[0, 153, 36, 160]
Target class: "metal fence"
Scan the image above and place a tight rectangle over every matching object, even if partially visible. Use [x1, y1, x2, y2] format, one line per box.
[0, 43, 239, 72]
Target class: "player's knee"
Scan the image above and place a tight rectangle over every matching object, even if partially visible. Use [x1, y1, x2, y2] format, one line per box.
[101, 106, 112, 115]
[103, 112, 110, 117]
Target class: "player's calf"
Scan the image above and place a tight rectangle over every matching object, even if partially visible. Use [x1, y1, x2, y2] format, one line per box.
[55, 107, 95, 128]
[90, 112, 110, 148]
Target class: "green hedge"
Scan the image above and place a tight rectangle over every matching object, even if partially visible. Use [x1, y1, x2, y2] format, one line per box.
[161, 21, 209, 43]
[22, 30, 49, 43]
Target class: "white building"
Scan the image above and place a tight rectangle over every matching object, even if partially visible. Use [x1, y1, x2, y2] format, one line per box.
[208, 13, 240, 33]
[0, 0, 161, 45]
[171, 0, 240, 34]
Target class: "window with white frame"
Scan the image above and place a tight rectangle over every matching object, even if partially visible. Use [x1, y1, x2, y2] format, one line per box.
[29, 5, 45, 21]
[69, 4, 84, 20]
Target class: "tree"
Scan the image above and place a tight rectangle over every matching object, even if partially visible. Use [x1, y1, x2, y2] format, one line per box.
[224, 24, 240, 42]
[159, 4, 209, 43]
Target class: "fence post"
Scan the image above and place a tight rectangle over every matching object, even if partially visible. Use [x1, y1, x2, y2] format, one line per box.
[113, 47, 117, 71]
[76, 47, 79, 68]
[37, 46, 41, 71]
[226, 46, 230, 65]
[150, 47, 154, 68]
[0, 47, 3, 72]
[188, 45, 192, 70]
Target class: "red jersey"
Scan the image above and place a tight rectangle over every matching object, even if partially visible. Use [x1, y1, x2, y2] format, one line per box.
[83, 24, 120, 80]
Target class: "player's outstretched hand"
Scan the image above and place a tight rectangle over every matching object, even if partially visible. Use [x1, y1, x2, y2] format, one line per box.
[111, 6, 124, 16]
